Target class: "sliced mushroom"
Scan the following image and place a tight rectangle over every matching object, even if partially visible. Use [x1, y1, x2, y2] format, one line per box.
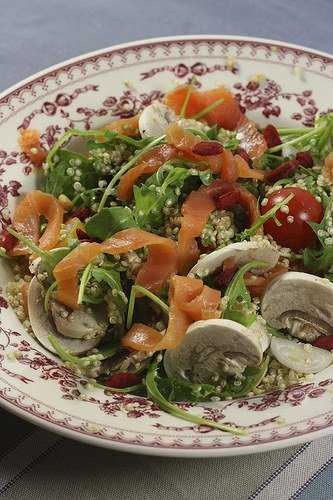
[270, 337, 332, 373]
[28, 277, 104, 355]
[163, 318, 266, 384]
[262, 272, 333, 342]
[50, 300, 108, 340]
[138, 101, 176, 138]
[189, 240, 279, 279]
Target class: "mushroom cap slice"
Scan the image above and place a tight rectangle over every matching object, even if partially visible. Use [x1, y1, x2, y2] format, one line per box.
[28, 277, 102, 355]
[50, 300, 108, 340]
[270, 337, 332, 374]
[163, 318, 265, 384]
[138, 101, 176, 138]
[189, 240, 279, 279]
[261, 272, 333, 341]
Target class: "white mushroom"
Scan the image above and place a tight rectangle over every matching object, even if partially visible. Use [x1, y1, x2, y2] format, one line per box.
[28, 277, 105, 355]
[270, 337, 332, 374]
[189, 240, 279, 279]
[138, 101, 176, 138]
[51, 300, 108, 340]
[262, 272, 333, 342]
[163, 318, 266, 384]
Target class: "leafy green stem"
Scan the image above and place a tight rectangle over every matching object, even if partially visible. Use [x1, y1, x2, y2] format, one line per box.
[126, 285, 169, 329]
[48, 334, 118, 366]
[78, 263, 93, 305]
[47, 129, 105, 168]
[44, 281, 57, 312]
[193, 98, 224, 120]
[98, 134, 165, 212]
[268, 126, 325, 153]
[180, 79, 196, 118]
[240, 193, 294, 240]
[146, 362, 247, 435]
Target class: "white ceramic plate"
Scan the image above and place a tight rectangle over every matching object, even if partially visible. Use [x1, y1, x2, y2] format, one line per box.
[0, 35, 333, 457]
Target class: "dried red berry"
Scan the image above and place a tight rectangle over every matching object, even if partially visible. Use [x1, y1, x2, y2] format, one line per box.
[312, 336, 333, 350]
[192, 141, 224, 156]
[234, 147, 251, 164]
[0, 228, 17, 252]
[216, 189, 241, 210]
[264, 159, 300, 184]
[214, 264, 237, 288]
[70, 207, 92, 222]
[295, 151, 314, 168]
[104, 372, 141, 388]
[76, 228, 99, 243]
[263, 124, 282, 148]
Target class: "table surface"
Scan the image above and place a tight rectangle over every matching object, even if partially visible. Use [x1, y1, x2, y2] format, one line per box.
[1, 1, 333, 498]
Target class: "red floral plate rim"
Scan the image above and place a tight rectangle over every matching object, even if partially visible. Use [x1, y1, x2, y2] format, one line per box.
[0, 35, 333, 457]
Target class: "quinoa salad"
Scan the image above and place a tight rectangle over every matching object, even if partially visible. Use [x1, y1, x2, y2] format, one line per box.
[2, 82, 333, 435]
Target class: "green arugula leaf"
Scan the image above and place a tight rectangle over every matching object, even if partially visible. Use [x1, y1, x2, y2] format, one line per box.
[220, 357, 269, 398]
[134, 165, 191, 230]
[126, 284, 169, 329]
[85, 207, 137, 240]
[157, 377, 220, 402]
[157, 357, 269, 402]
[145, 361, 246, 435]
[223, 260, 267, 327]
[271, 112, 333, 160]
[206, 125, 220, 140]
[303, 246, 333, 274]
[7, 228, 71, 275]
[98, 134, 166, 212]
[307, 198, 332, 247]
[45, 149, 98, 199]
[239, 193, 294, 240]
[48, 334, 118, 366]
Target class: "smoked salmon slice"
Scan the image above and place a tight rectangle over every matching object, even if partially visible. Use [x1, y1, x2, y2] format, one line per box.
[53, 228, 177, 310]
[122, 275, 221, 352]
[122, 323, 164, 351]
[236, 116, 267, 160]
[117, 144, 180, 201]
[245, 264, 288, 297]
[165, 86, 266, 159]
[165, 85, 242, 131]
[234, 154, 264, 180]
[177, 188, 216, 274]
[18, 129, 47, 167]
[166, 123, 222, 174]
[103, 114, 140, 137]
[11, 190, 64, 256]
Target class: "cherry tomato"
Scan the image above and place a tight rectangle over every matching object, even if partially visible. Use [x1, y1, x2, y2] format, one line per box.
[261, 187, 323, 251]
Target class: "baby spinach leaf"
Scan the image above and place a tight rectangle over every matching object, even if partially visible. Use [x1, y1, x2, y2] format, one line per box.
[85, 207, 137, 240]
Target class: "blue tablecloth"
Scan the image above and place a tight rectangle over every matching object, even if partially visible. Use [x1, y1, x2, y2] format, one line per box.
[1, 1, 333, 498]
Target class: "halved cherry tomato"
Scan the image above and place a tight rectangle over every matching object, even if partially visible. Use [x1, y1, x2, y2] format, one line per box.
[262, 187, 323, 251]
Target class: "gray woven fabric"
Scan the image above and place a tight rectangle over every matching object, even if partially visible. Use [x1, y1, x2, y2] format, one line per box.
[1, 0, 333, 498]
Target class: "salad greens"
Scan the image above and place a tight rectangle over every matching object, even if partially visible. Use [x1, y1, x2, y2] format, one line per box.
[126, 284, 169, 329]
[86, 207, 137, 240]
[146, 361, 247, 435]
[223, 260, 267, 327]
[4, 83, 333, 435]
